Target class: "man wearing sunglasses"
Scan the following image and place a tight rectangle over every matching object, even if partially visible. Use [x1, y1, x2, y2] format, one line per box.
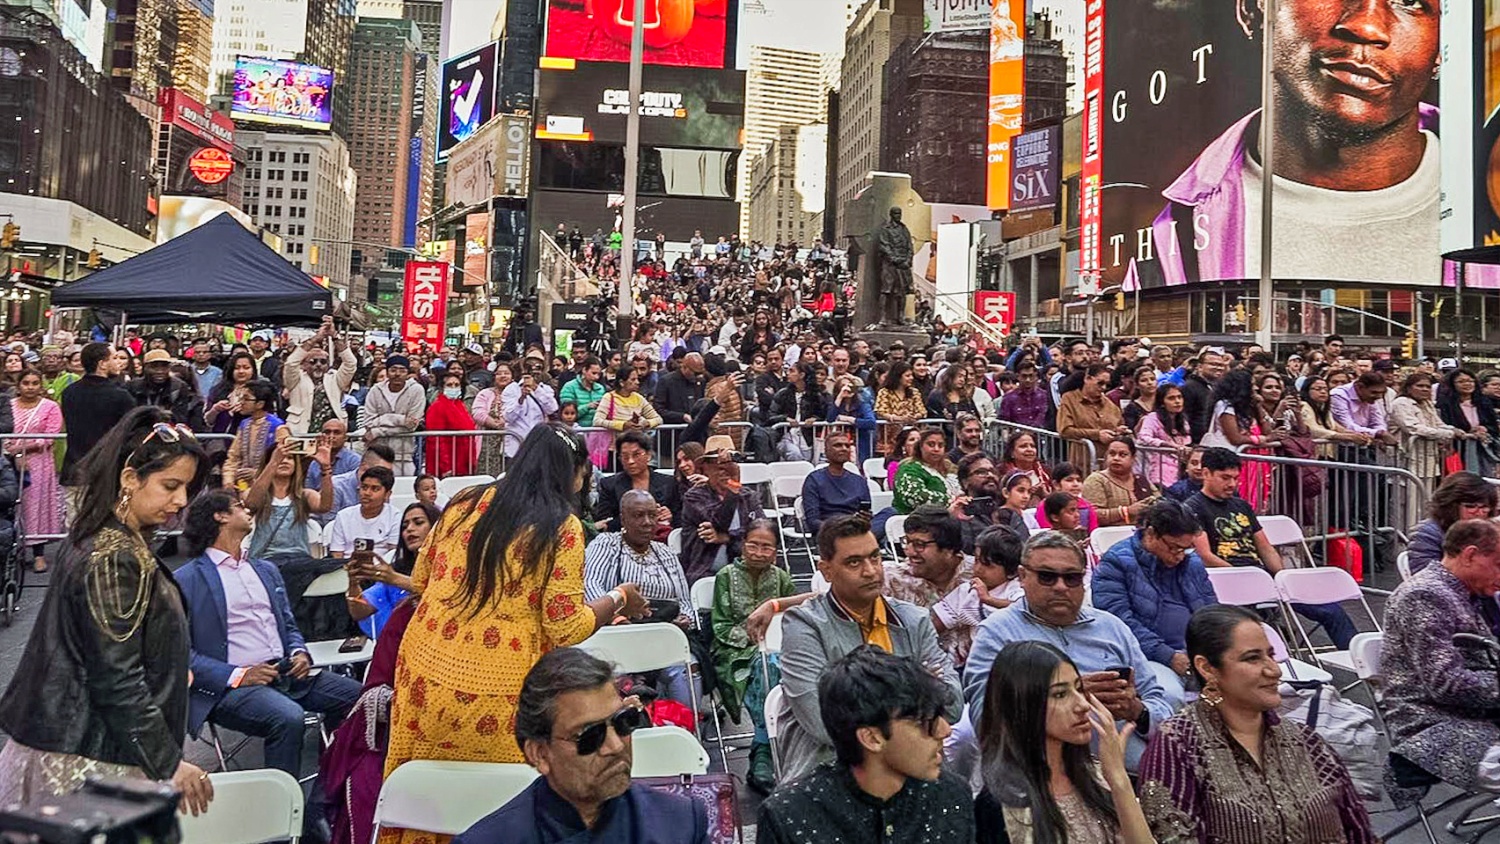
[963, 530, 1175, 771]
[455, 648, 708, 844]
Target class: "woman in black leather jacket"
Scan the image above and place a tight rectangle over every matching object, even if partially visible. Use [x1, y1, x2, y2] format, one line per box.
[766, 362, 831, 457]
[0, 407, 214, 815]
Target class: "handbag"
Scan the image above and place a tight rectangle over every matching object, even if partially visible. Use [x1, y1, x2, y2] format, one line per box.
[1277, 679, 1386, 800]
[1445, 447, 1466, 476]
[636, 773, 741, 844]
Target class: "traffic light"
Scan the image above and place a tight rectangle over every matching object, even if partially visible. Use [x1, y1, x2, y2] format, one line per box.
[0, 223, 18, 249]
[86, 249, 101, 269]
[308, 244, 319, 266]
[1113, 291, 1125, 311]
[1401, 330, 1416, 360]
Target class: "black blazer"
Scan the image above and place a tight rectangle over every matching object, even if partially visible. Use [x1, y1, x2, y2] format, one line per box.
[593, 470, 680, 531]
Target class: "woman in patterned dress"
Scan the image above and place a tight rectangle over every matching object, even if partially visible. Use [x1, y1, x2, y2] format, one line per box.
[8, 369, 63, 572]
[381, 424, 649, 844]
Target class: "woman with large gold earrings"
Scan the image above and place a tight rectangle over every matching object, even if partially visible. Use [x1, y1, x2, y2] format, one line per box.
[0, 406, 216, 817]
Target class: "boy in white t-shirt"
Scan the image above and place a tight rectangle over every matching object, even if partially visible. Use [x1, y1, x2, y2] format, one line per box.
[327, 466, 402, 560]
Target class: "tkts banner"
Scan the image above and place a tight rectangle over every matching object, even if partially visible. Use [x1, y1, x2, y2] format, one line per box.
[1087, 0, 1441, 291]
[400, 262, 450, 350]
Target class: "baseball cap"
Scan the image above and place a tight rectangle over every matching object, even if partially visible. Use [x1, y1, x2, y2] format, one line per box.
[250, 329, 273, 342]
[143, 349, 172, 365]
[463, 343, 485, 356]
[1439, 358, 1459, 371]
[1373, 359, 1397, 372]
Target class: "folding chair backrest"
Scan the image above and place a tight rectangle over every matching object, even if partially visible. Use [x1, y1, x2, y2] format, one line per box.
[305, 521, 325, 558]
[1259, 515, 1307, 548]
[1274, 567, 1363, 606]
[811, 570, 829, 594]
[579, 622, 692, 674]
[1396, 552, 1412, 582]
[866, 477, 884, 499]
[886, 515, 908, 546]
[303, 567, 349, 598]
[177, 769, 304, 844]
[391, 476, 417, 497]
[764, 685, 785, 740]
[1261, 623, 1293, 663]
[1023, 508, 1039, 531]
[871, 490, 894, 512]
[1089, 526, 1134, 558]
[1207, 566, 1281, 606]
[772, 475, 804, 502]
[862, 457, 887, 482]
[1349, 632, 1384, 680]
[388, 493, 419, 513]
[690, 577, 716, 613]
[667, 528, 682, 554]
[375, 761, 538, 837]
[768, 460, 815, 481]
[630, 726, 710, 777]
[739, 463, 774, 487]
[762, 612, 785, 653]
[438, 474, 496, 499]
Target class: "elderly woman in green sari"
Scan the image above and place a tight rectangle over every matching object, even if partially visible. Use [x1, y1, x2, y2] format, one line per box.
[711, 519, 798, 795]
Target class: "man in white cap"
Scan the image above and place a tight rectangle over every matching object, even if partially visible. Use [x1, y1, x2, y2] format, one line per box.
[361, 353, 426, 475]
[459, 342, 494, 397]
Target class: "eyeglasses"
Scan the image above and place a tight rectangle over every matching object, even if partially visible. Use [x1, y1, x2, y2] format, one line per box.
[905, 537, 936, 554]
[553, 704, 652, 756]
[126, 422, 197, 466]
[1023, 565, 1085, 588]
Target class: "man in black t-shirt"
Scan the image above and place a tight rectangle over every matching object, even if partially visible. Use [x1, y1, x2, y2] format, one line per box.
[1186, 448, 1357, 649]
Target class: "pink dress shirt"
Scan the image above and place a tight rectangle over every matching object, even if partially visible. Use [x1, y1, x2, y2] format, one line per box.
[207, 548, 286, 685]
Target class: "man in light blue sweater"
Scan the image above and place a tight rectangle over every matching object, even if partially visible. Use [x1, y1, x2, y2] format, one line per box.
[962, 530, 1177, 770]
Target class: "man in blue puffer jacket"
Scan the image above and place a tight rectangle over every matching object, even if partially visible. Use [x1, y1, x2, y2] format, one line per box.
[1093, 499, 1218, 704]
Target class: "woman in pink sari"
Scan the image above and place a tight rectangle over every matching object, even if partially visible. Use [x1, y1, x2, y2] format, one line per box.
[6, 369, 63, 572]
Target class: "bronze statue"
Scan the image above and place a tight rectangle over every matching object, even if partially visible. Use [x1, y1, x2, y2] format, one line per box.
[875, 206, 914, 326]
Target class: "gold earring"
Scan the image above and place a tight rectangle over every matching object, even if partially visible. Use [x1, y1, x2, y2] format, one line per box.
[115, 488, 134, 522]
[1200, 682, 1223, 708]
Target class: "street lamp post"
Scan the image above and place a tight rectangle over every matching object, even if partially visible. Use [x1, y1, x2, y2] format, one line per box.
[617, 0, 646, 342]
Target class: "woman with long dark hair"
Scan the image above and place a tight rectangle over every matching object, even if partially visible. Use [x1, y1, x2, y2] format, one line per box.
[768, 361, 830, 462]
[885, 424, 921, 490]
[381, 425, 648, 843]
[0, 407, 213, 813]
[875, 361, 926, 457]
[346, 500, 440, 639]
[1000, 430, 1053, 507]
[1298, 375, 1364, 457]
[1136, 384, 1192, 487]
[1437, 367, 1499, 477]
[893, 426, 960, 514]
[204, 350, 257, 434]
[976, 640, 1152, 843]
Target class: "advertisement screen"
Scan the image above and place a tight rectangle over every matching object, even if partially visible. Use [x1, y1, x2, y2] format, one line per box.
[986, 0, 1027, 209]
[1097, 0, 1441, 290]
[1010, 127, 1059, 212]
[462, 212, 490, 289]
[925, 0, 989, 33]
[438, 42, 499, 162]
[401, 262, 451, 350]
[535, 62, 745, 149]
[543, 0, 733, 70]
[230, 57, 334, 130]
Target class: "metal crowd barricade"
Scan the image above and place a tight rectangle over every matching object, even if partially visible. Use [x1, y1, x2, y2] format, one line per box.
[1133, 442, 1191, 489]
[1233, 446, 1428, 589]
[984, 419, 1098, 473]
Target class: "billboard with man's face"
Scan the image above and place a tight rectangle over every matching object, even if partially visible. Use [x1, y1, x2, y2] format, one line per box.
[1090, 0, 1441, 291]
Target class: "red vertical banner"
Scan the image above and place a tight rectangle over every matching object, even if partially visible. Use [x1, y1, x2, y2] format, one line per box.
[1079, 0, 1105, 291]
[974, 290, 1017, 336]
[986, 0, 1027, 209]
[401, 261, 450, 351]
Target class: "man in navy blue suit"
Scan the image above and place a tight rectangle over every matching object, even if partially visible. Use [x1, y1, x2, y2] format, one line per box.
[177, 489, 361, 776]
[456, 648, 709, 844]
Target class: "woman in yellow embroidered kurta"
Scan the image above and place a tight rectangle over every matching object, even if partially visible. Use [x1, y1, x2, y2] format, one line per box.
[381, 424, 647, 844]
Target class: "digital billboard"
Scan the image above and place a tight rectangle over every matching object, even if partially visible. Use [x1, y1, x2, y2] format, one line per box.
[543, 0, 733, 70]
[535, 61, 745, 149]
[1010, 126, 1059, 212]
[230, 57, 334, 130]
[986, 0, 1026, 209]
[1437, 0, 1500, 287]
[1095, 0, 1441, 290]
[438, 41, 499, 162]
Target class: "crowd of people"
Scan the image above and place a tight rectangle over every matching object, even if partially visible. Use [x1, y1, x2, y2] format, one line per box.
[0, 232, 1497, 844]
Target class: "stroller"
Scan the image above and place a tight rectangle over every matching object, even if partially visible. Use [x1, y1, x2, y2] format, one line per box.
[0, 454, 25, 626]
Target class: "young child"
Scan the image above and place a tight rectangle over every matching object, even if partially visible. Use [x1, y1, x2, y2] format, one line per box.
[1163, 446, 1206, 502]
[994, 471, 1033, 538]
[413, 473, 448, 510]
[971, 525, 1024, 614]
[559, 400, 581, 430]
[1034, 462, 1099, 532]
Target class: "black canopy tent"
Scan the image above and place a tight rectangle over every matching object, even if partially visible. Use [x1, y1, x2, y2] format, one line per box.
[50, 214, 333, 325]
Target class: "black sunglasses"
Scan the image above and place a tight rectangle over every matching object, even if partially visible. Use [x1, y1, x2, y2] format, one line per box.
[1024, 565, 1086, 588]
[554, 705, 652, 756]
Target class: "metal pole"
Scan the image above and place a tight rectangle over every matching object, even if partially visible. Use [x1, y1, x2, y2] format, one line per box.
[1415, 292, 1425, 360]
[616, 0, 646, 341]
[1455, 262, 1466, 363]
[1255, 0, 1276, 351]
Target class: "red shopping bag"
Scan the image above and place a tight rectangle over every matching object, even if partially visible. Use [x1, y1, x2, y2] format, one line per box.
[1324, 535, 1364, 583]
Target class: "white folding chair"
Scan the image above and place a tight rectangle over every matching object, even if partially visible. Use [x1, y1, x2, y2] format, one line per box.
[390, 475, 417, 496]
[667, 527, 682, 554]
[1396, 551, 1413, 582]
[758, 611, 786, 686]
[372, 761, 538, 840]
[784, 497, 814, 563]
[772, 476, 809, 567]
[388, 492, 419, 513]
[301, 569, 375, 669]
[811, 570, 829, 594]
[1274, 567, 1381, 675]
[764, 684, 785, 776]
[177, 769, 304, 844]
[304, 521, 325, 559]
[1022, 508, 1039, 531]
[885, 514, 907, 558]
[768, 460, 815, 482]
[1261, 622, 1333, 684]
[871, 490, 894, 512]
[630, 725, 710, 777]
[1260, 514, 1315, 568]
[739, 462, 774, 488]
[438, 474, 495, 499]
[1207, 566, 1283, 606]
[862, 457, 887, 484]
[1088, 525, 1134, 559]
[689, 576, 716, 613]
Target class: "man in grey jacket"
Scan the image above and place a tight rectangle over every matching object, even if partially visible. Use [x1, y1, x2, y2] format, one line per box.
[773, 514, 963, 783]
[361, 354, 426, 475]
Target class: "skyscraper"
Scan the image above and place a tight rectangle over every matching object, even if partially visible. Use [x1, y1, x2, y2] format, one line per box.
[208, 0, 309, 93]
[107, 0, 180, 107]
[238, 130, 358, 293]
[172, 0, 216, 102]
[833, 0, 922, 239]
[880, 31, 987, 206]
[739, 45, 834, 239]
[346, 17, 424, 274]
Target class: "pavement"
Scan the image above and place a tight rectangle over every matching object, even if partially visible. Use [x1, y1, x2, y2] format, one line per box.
[0, 544, 1493, 842]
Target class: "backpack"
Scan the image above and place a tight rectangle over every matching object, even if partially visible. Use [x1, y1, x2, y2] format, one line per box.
[1277, 679, 1386, 800]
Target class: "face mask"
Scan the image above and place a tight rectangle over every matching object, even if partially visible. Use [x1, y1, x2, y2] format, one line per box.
[442, 387, 461, 400]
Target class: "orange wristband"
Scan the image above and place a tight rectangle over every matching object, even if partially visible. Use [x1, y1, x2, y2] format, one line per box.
[770, 599, 781, 613]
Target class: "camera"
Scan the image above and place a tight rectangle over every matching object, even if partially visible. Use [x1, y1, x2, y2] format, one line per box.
[0, 777, 182, 844]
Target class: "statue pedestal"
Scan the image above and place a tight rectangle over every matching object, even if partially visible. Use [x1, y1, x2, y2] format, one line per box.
[858, 324, 930, 352]
[841, 172, 930, 330]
